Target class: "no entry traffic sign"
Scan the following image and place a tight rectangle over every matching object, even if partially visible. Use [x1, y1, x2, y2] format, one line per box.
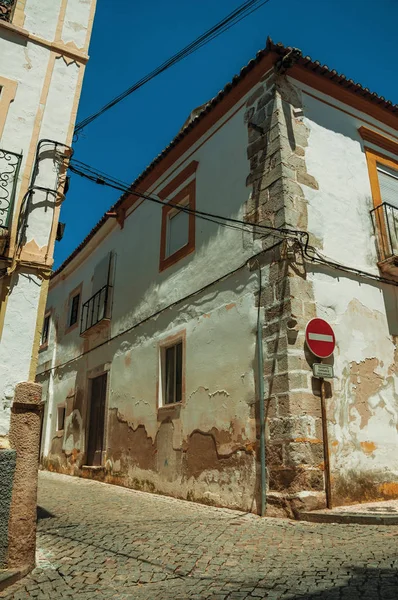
[305, 318, 335, 359]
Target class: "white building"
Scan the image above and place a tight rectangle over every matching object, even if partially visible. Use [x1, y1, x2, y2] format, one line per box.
[37, 40, 398, 518]
[0, 0, 96, 575]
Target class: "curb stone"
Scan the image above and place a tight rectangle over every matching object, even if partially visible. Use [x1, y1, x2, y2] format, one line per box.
[298, 511, 398, 525]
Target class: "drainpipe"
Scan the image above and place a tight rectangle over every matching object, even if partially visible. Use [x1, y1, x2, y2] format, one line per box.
[256, 262, 267, 516]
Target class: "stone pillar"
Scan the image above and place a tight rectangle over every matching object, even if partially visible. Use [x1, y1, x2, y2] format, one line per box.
[7, 382, 42, 570]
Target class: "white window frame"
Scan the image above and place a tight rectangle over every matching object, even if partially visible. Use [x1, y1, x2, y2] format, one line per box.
[158, 333, 185, 408]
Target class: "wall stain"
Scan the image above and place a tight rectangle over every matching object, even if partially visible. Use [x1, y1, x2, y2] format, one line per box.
[349, 359, 384, 429]
[107, 408, 156, 471]
[360, 441, 377, 455]
[332, 470, 398, 505]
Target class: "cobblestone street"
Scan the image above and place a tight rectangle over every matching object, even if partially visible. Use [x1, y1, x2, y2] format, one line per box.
[2, 472, 398, 599]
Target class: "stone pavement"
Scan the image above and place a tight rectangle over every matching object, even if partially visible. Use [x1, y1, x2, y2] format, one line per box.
[1, 472, 398, 599]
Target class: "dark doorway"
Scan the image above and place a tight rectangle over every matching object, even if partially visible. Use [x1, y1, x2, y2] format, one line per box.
[86, 373, 107, 466]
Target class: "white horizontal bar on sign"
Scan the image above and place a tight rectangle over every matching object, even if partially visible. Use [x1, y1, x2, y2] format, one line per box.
[308, 333, 333, 342]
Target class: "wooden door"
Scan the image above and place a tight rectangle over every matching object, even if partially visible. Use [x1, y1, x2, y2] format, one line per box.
[86, 373, 107, 466]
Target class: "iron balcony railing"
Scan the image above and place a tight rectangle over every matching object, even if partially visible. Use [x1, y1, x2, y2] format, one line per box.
[0, 148, 22, 230]
[80, 285, 111, 334]
[370, 202, 398, 261]
[0, 0, 16, 22]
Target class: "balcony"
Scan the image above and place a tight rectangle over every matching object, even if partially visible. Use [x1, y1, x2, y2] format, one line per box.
[0, 148, 22, 255]
[80, 285, 111, 336]
[0, 0, 16, 22]
[370, 202, 398, 276]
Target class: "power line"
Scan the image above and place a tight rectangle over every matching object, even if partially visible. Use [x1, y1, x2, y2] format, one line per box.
[39, 225, 398, 377]
[74, 0, 272, 134]
[38, 245, 271, 376]
[68, 158, 398, 289]
[68, 158, 300, 243]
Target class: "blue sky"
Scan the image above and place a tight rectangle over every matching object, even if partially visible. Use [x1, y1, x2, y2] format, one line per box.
[54, 0, 398, 268]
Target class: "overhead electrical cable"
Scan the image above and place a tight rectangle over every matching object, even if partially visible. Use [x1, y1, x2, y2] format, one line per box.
[74, 0, 272, 134]
[38, 246, 274, 376]
[39, 165, 398, 375]
[68, 158, 300, 243]
[68, 158, 398, 289]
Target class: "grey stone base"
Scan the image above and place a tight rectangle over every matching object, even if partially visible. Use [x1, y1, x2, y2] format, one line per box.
[0, 449, 16, 567]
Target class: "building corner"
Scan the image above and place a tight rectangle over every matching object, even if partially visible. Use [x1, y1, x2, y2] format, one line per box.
[245, 70, 327, 516]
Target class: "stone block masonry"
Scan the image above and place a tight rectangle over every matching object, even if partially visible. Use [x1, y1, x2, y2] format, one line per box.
[245, 70, 326, 516]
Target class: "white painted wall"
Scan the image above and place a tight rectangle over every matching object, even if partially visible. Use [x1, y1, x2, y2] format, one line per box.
[0, 272, 42, 435]
[296, 83, 398, 487]
[40, 98, 261, 368]
[0, 0, 95, 438]
[37, 89, 269, 509]
[38, 68, 398, 507]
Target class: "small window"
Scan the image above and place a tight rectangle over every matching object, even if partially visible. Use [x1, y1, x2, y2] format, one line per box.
[166, 200, 190, 258]
[377, 163, 398, 209]
[57, 405, 66, 431]
[69, 293, 80, 327]
[366, 147, 398, 264]
[164, 341, 183, 405]
[159, 179, 196, 272]
[41, 313, 50, 346]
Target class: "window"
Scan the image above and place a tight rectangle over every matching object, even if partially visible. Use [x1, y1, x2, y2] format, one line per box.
[65, 284, 82, 333]
[364, 141, 398, 265]
[159, 161, 198, 272]
[164, 342, 183, 405]
[377, 163, 398, 208]
[69, 293, 80, 327]
[57, 405, 66, 432]
[166, 197, 190, 257]
[41, 313, 50, 348]
[159, 332, 186, 408]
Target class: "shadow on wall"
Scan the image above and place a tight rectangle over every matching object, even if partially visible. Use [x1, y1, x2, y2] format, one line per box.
[382, 285, 398, 336]
[307, 261, 398, 337]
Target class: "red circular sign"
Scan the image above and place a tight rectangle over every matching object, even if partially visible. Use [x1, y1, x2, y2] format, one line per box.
[305, 318, 336, 358]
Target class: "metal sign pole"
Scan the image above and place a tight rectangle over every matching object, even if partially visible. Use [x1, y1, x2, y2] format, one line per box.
[305, 317, 335, 511]
[320, 375, 332, 509]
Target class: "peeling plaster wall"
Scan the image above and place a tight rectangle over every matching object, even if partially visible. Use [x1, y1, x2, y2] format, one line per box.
[37, 90, 271, 512]
[296, 82, 398, 502]
[41, 270, 261, 510]
[37, 66, 398, 512]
